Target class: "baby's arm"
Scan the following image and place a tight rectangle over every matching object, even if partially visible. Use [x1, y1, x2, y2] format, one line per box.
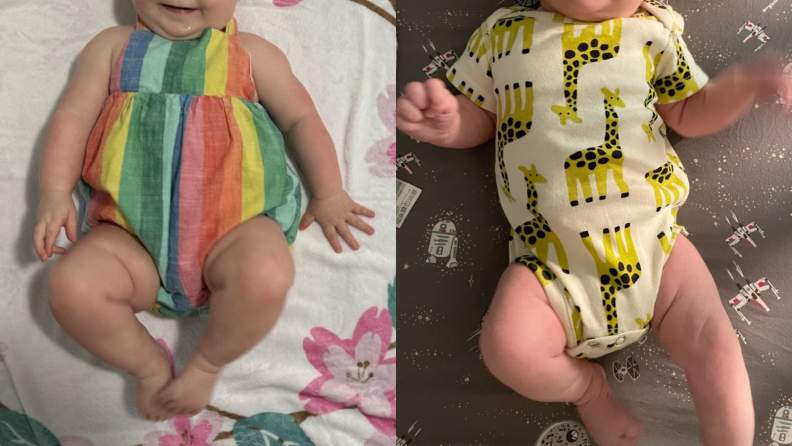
[396, 79, 497, 148]
[657, 60, 791, 137]
[34, 27, 132, 260]
[241, 33, 375, 253]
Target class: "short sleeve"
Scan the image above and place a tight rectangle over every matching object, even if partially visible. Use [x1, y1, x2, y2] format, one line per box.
[446, 20, 497, 113]
[653, 10, 709, 104]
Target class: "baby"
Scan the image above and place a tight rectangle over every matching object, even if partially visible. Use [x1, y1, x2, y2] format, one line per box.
[397, 0, 792, 444]
[33, 0, 375, 420]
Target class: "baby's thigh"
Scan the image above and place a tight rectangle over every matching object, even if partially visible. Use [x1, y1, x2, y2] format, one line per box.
[652, 235, 725, 348]
[49, 224, 159, 312]
[202, 216, 294, 295]
[481, 263, 567, 361]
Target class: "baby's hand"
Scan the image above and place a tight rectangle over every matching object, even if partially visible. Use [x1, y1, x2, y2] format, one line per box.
[396, 79, 460, 145]
[33, 191, 78, 261]
[299, 190, 375, 253]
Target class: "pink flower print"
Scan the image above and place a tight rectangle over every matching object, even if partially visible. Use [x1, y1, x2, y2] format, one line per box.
[142, 412, 223, 446]
[365, 85, 397, 178]
[273, 0, 304, 6]
[365, 432, 398, 446]
[299, 307, 396, 435]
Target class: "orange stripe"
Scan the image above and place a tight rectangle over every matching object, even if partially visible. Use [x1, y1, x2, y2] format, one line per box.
[225, 31, 255, 100]
[83, 94, 128, 227]
[198, 99, 242, 264]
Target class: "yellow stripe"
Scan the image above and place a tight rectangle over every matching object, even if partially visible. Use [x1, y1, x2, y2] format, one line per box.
[232, 100, 265, 221]
[204, 30, 228, 96]
[102, 98, 134, 230]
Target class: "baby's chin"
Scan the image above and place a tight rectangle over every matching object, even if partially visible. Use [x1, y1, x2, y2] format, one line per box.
[542, 0, 640, 21]
[149, 21, 207, 40]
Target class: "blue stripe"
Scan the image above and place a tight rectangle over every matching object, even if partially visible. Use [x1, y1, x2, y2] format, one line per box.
[120, 31, 155, 92]
[166, 95, 193, 312]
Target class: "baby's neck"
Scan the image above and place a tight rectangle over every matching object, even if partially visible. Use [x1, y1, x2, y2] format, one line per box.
[536, 4, 642, 20]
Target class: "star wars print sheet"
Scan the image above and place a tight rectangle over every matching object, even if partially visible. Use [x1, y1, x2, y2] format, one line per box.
[396, 0, 792, 444]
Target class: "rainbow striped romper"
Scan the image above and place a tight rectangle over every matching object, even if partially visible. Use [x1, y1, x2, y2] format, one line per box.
[79, 17, 302, 318]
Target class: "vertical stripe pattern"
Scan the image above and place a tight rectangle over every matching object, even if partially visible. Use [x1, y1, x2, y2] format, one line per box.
[81, 17, 301, 318]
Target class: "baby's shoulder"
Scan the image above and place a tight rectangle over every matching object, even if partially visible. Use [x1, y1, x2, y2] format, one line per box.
[238, 32, 288, 66]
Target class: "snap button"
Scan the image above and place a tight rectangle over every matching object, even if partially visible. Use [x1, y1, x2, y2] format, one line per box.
[587, 341, 600, 347]
[615, 335, 627, 345]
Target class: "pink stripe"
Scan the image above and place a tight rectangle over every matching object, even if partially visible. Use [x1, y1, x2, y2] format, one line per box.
[110, 40, 130, 93]
[178, 99, 206, 305]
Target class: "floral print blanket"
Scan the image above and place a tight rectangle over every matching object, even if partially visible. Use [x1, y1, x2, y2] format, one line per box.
[0, 0, 395, 444]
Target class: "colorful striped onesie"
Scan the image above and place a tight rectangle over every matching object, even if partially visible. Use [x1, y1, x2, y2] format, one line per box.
[79, 17, 302, 318]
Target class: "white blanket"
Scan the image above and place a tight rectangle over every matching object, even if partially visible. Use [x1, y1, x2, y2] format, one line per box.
[0, 0, 396, 444]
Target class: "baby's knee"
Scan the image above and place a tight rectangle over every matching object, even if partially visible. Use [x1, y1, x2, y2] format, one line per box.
[232, 257, 294, 305]
[479, 320, 545, 383]
[48, 260, 95, 320]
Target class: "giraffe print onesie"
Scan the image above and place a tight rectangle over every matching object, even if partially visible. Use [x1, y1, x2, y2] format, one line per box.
[447, 2, 709, 358]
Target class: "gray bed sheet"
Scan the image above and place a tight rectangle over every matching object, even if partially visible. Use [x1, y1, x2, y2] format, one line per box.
[396, 0, 792, 444]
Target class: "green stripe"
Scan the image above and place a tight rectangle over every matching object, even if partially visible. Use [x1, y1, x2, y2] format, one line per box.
[117, 95, 146, 235]
[138, 94, 166, 266]
[138, 36, 172, 93]
[162, 39, 201, 94]
[157, 95, 180, 279]
[182, 32, 211, 95]
[243, 101, 287, 211]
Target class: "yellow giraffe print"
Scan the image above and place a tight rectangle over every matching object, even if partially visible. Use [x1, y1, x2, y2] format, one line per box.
[447, 69, 487, 108]
[464, 25, 488, 64]
[654, 37, 700, 102]
[658, 206, 682, 255]
[645, 153, 688, 212]
[551, 16, 623, 125]
[513, 165, 570, 273]
[490, 16, 536, 62]
[564, 88, 629, 206]
[636, 313, 652, 329]
[495, 81, 534, 202]
[513, 255, 584, 345]
[580, 224, 642, 336]
[642, 41, 664, 142]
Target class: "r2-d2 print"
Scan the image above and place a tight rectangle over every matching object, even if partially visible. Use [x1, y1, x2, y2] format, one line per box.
[772, 406, 792, 445]
[426, 220, 459, 268]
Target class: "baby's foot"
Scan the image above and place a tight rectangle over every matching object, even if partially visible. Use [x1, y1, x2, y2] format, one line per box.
[576, 365, 643, 446]
[157, 352, 219, 415]
[136, 343, 175, 421]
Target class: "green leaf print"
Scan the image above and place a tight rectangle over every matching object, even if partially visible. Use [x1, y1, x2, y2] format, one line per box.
[233, 412, 315, 446]
[0, 408, 61, 446]
[388, 278, 396, 326]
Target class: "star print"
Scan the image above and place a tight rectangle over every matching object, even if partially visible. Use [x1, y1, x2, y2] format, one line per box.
[403, 263, 410, 270]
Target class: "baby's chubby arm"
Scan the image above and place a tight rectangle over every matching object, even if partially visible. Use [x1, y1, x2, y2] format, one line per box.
[396, 79, 497, 148]
[657, 59, 792, 138]
[34, 26, 133, 261]
[241, 33, 375, 253]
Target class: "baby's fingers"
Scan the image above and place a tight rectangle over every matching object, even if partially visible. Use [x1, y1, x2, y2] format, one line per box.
[299, 211, 316, 230]
[404, 81, 430, 110]
[33, 221, 48, 260]
[347, 215, 375, 236]
[425, 79, 457, 117]
[66, 210, 78, 243]
[337, 224, 360, 251]
[396, 97, 425, 124]
[322, 225, 342, 253]
[353, 204, 375, 218]
[44, 221, 62, 258]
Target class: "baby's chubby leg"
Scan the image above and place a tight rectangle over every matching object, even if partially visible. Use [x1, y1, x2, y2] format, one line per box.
[480, 264, 642, 446]
[47, 224, 169, 420]
[653, 236, 753, 445]
[158, 216, 293, 414]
